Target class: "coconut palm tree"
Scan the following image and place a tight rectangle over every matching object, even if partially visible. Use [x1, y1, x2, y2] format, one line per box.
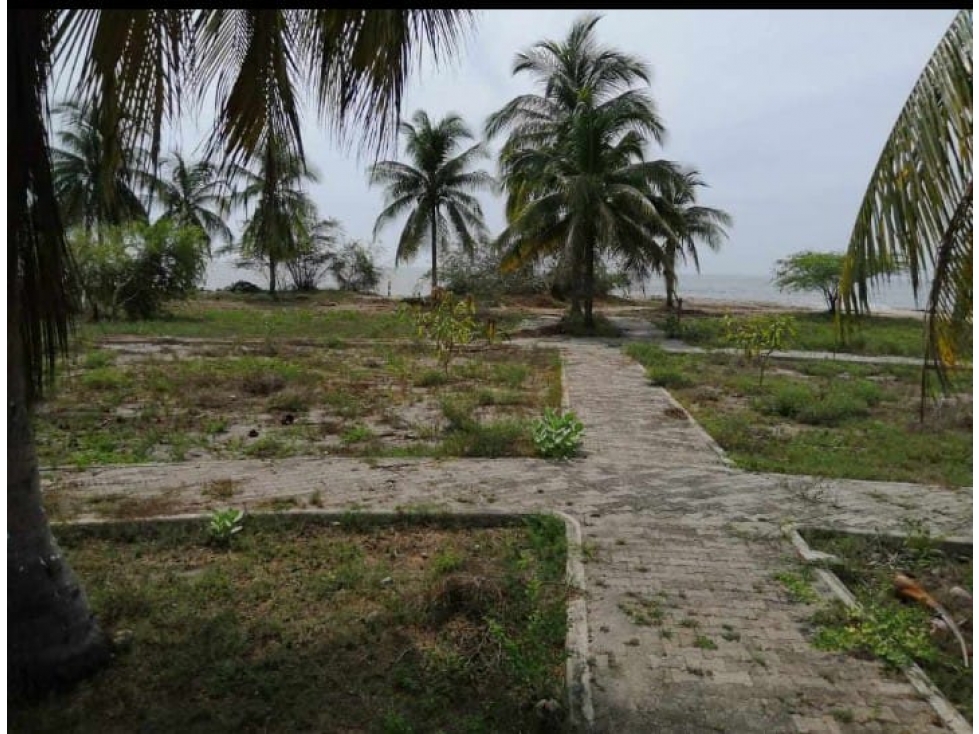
[620, 169, 731, 311]
[154, 151, 234, 253]
[369, 110, 493, 292]
[233, 142, 319, 296]
[488, 14, 675, 327]
[9, 8, 474, 696]
[840, 9, 972, 400]
[52, 99, 149, 232]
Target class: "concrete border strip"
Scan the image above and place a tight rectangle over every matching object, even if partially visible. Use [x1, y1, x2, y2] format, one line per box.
[789, 524, 972, 734]
[551, 510, 595, 732]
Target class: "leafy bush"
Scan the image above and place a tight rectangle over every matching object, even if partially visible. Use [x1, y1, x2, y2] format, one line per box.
[329, 240, 381, 293]
[723, 314, 797, 385]
[532, 409, 584, 459]
[71, 220, 208, 320]
[440, 250, 547, 302]
[208, 508, 245, 547]
[406, 291, 479, 373]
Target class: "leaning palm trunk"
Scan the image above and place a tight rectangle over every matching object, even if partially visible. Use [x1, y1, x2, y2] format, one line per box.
[9, 10, 110, 697]
[8, 312, 109, 696]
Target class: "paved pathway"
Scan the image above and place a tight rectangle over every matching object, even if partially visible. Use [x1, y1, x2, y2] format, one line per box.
[45, 327, 972, 733]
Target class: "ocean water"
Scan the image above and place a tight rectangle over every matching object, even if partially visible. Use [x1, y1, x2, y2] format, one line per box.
[204, 259, 926, 314]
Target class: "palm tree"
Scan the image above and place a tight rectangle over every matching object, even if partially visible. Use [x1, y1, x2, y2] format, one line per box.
[52, 99, 148, 232]
[488, 14, 675, 327]
[9, 8, 474, 696]
[234, 142, 318, 297]
[154, 151, 234, 253]
[370, 110, 493, 292]
[620, 169, 731, 311]
[840, 9, 972, 403]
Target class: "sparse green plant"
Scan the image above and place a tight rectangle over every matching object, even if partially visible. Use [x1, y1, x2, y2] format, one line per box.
[722, 314, 797, 385]
[405, 292, 479, 373]
[341, 424, 375, 444]
[812, 600, 936, 669]
[773, 569, 818, 604]
[208, 508, 244, 546]
[694, 635, 717, 650]
[531, 408, 584, 459]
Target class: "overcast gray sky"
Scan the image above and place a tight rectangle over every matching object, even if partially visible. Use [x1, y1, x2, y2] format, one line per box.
[176, 9, 956, 278]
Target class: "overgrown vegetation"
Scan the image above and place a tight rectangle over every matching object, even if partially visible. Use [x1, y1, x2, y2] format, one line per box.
[802, 527, 972, 719]
[35, 328, 562, 467]
[625, 343, 972, 486]
[71, 220, 208, 321]
[648, 310, 971, 361]
[9, 515, 569, 732]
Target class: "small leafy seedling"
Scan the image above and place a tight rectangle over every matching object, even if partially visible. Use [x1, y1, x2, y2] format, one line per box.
[532, 408, 584, 459]
[208, 508, 245, 547]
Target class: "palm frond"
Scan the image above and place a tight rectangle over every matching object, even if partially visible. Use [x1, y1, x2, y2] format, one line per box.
[840, 9, 972, 377]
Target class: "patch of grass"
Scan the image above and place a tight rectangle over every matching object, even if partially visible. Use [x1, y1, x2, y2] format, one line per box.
[431, 548, 465, 576]
[243, 435, 294, 459]
[773, 569, 818, 604]
[82, 350, 115, 369]
[830, 708, 855, 724]
[659, 311, 961, 360]
[267, 388, 311, 413]
[11, 515, 568, 733]
[693, 635, 717, 650]
[81, 366, 130, 391]
[438, 419, 532, 458]
[414, 369, 449, 388]
[679, 618, 699, 629]
[38, 326, 561, 466]
[341, 424, 375, 445]
[618, 594, 664, 626]
[490, 363, 529, 389]
[625, 346, 972, 486]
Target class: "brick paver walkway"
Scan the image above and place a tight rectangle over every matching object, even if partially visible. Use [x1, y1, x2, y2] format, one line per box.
[45, 329, 972, 733]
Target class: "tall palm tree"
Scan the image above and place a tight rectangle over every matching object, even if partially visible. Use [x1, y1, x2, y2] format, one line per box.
[370, 110, 493, 292]
[52, 99, 148, 232]
[620, 169, 731, 311]
[9, 8, 474, 696]
[840, 9, 972, 401]
[154, 151, 234, 253]
[234, 142, 318, 296]
[488, 14, 674, 327]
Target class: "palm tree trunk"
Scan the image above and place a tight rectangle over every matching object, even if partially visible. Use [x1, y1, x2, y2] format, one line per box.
[665, 270, 677, 311]
[430, 205, 438, 293]
[269, 256, 277, 298]
[583, 238, 595, 328]
[7, 309, 109, 697]
[568, 254, 583, 318]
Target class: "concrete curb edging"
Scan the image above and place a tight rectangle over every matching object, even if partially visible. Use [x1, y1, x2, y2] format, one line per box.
[53, 508, 595, 730]
[552, 510, 595, 732]
[785, 525, 972, 734]
[657, 387, 736, 468]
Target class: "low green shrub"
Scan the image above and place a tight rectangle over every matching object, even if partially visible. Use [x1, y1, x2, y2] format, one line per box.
[531, 409, 584, 459]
